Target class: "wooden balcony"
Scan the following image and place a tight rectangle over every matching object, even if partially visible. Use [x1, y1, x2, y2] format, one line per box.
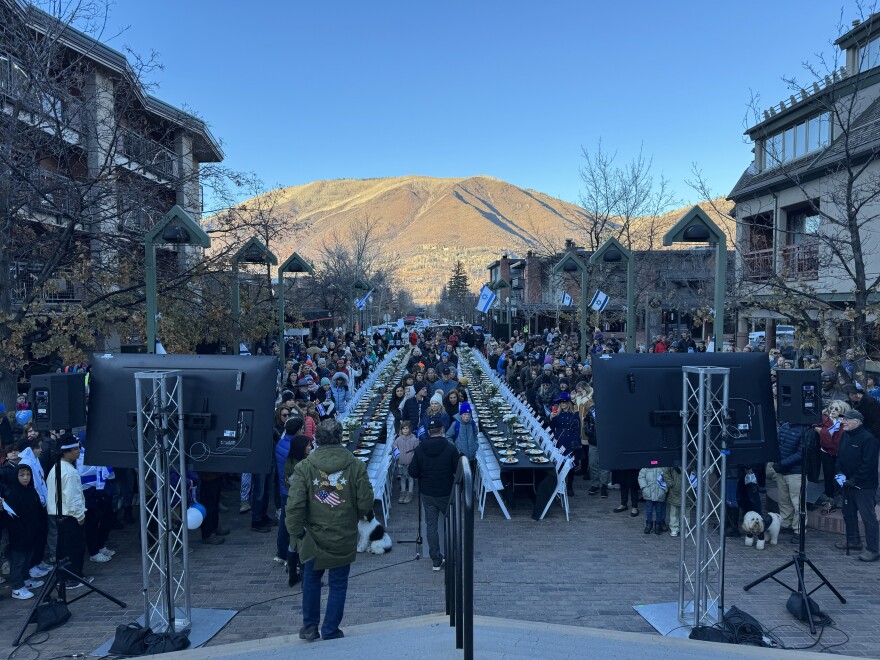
[742, 248, 774, 281]
[781, 242, 819, 280]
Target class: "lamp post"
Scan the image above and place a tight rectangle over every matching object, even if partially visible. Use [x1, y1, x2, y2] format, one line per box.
[351, 278, 370, 334]
[553, 250, 589, 362]
[232, 238, 277, 355]
[145, 206, 211, 354]
[663, 206, 727, 352]
[505, 296, 512, 341]
[589, 237, 635, 353]
[277, 253, 313, 367]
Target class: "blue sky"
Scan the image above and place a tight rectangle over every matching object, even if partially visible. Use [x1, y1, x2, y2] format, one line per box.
[101, 1, 860, 208]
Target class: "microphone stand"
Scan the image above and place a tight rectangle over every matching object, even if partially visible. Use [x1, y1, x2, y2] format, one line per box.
[743, 425, 845, 633]
[14, 433, 126, 646]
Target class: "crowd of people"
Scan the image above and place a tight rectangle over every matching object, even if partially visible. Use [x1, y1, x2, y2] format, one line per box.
[1, 321, 878, 642]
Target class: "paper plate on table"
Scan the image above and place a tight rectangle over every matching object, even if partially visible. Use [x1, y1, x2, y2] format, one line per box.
[358, 442, 376, 448]
[482, 422, 497, 429]
[517, 442, 535, 449]
[353, 449, 372, 456]
[493, 442, 507, 448]
[525, 449, 544, 456]
[487, 430, 504, 437]
[529, 456, 550, 464]
[499, 449, 517, 456]
[357, 456, 370, 462]
[500, 457, 518, 464]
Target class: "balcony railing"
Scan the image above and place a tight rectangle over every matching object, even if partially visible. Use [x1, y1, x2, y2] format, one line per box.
[10, 261, 83, 307]
[26, 168, 81, 218]
[118, 127, 179, 181]
[782, 242, 819, 280]
[742, 248, 774, 281]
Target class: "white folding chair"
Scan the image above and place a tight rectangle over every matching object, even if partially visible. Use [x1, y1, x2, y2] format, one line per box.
[539, 456, 574, 521]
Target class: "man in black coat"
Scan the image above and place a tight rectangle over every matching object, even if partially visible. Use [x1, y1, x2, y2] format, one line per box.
[409, 419, 459, 570]
[844, 384, 880, 441]
[834, 410, 880, 561]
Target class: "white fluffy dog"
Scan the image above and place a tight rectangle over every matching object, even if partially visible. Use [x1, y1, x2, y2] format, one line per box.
[741, 511, 782, 550]
[357, 517, 393, 555]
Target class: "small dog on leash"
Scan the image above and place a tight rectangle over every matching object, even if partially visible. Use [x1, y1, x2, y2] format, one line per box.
[741, 511, 781, 550]
[357, 516, 393, 555]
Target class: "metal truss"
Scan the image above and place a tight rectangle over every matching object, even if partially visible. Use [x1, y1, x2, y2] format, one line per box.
[678, 366, 729, 628]
[134, 370, 191, 633]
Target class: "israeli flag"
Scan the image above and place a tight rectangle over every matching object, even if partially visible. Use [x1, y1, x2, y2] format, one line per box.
[476, 285, 496, 314]
[356, 289, 374, 311]
[561, 291, 573, 306]
[589, 290, 609, 312]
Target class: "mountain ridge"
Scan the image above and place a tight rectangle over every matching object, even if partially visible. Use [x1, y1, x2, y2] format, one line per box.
[237, 175, 732, 304]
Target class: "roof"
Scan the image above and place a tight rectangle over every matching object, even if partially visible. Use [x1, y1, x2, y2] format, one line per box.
[835, 14, 880, 49]
[729, 94, 880, 201]
[8, 0, 223, 162]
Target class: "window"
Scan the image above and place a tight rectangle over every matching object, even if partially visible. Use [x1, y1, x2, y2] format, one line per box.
[859, 37, 880, 72]
[762, 112, 831, 170]
[0, 53, 8, 91]
[787, 207, 820, 245]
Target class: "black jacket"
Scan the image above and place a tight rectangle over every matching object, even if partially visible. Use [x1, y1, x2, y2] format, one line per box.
[855, 395, 880, 441]
[409, 434, 459, 498]
[402, 396, 430, 431]
[3, 470, 43, 550]
[837, 426, 880, 490]
[775, 423, 804, 475]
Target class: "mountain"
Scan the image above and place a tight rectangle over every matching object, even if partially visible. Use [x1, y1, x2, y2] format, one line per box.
[236, 175, 733, 304]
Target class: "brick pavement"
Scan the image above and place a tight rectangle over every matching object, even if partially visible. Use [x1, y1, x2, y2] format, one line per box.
[1, 477, 878, 658]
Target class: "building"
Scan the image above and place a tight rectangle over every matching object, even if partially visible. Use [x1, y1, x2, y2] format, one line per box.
[729, 14, 880, 358]
[481, 242, 733, 345]
[0, 0, 222, 393]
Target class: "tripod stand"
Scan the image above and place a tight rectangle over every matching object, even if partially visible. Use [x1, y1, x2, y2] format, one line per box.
[14, 435, 126, 646]
[397, 483, 423, 559]
[743, 425, 845, 634]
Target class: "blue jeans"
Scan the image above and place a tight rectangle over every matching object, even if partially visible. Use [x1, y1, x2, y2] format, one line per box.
[277, 505, 290, 559]
[251, 474, 269, 523]
[646, 500, 666, 522]
[302, 560, 351, 637]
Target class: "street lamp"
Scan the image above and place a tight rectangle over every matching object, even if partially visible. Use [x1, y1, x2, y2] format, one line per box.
[589, 237, 635, 353]
[232, 237, 277, 355]
[277, 252, 313, 367]
[145, 205, 211, 354]
[552, 250, 589, 362]
[663, 206, 727, 352]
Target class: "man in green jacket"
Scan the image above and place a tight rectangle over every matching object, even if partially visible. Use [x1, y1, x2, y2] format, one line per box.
[286, 419, 375, 641]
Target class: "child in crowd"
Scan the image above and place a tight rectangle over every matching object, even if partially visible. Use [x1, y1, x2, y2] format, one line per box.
[392, 421, 419, 504]
[661, 467, 683, 537]
[3, 464, 45, 599]
[638, 466, 667, 535]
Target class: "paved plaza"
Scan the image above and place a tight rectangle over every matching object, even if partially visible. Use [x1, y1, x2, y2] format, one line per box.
[1, 477, 878, 658]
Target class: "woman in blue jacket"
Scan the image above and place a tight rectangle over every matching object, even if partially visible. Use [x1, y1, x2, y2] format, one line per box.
[549, 392, 581, 496]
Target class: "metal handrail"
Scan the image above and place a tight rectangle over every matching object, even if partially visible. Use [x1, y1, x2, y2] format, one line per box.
[445, 457, 474, 660]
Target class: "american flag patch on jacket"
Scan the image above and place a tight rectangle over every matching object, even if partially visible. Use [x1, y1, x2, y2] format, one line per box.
[315, 490, 342, 506]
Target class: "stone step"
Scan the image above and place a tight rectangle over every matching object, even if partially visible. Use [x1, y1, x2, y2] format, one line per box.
[764, 483, 880, 537]
[163, 613, 862, 660]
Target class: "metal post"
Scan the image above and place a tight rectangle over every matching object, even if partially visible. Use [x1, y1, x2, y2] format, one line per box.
[713, 236, 727, 352]
[580, 270, 588, 362]
[678, 366, 729, 628]
[231, 261, 240, 355]
[145, 239, 157, 354]
[135, 370, 190, 633]
[626, 257, 635, 353]
[278, 271, 286, 369]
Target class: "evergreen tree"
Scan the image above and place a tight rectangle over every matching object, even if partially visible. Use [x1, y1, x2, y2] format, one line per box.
[447, 260, 470, 304]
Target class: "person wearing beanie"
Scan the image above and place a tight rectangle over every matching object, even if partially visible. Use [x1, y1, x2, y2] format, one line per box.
[422, 392, 450, 434]
[446, 402, 478, 461]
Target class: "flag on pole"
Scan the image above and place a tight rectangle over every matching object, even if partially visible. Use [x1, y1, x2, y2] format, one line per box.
[589, 290, 609, 312]
[561, 291, 573, 306]
[476, 285, 496, 313]
[356, 289, 374, 311]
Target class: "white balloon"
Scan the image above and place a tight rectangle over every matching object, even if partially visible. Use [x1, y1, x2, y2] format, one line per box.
[186, 507, 204, 530]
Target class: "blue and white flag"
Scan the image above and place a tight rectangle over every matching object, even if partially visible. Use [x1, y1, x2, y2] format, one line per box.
[356, 289, 374, 311]
[561, 291, 573, 306]
[589, 290, 609, 312]
[476, 285, 496, 314]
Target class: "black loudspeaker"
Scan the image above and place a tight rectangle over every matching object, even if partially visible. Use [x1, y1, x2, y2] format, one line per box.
[29, 373, 87, 431]
[776, 369, 822, 425]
